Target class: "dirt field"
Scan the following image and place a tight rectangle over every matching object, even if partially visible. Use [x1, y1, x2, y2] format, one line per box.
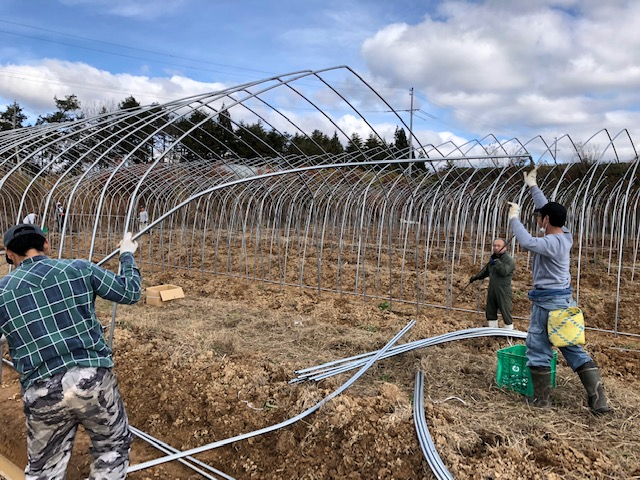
[1, 259, 640, 480]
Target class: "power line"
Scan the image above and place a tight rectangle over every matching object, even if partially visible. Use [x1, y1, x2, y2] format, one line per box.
[0, 29, 267, 80]
[0, 68, 410, 117]
[0, 19, 272, 75]
[0, 20, 412, 96]
[418, 109, 438, 120]
[412, 90, 517, 134]
[0, 20, 429, 119]
[0, 68, 180, 102]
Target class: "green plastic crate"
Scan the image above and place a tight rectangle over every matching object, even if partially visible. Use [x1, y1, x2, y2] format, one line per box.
[496, 344, 557, 396]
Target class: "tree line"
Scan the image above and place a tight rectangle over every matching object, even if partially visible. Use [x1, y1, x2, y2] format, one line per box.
[1, 94, 425, 174]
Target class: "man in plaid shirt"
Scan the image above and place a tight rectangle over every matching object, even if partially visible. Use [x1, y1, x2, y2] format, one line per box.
[0, 223, 141, 480]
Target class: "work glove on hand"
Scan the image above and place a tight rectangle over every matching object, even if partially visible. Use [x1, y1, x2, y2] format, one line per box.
[491, 252, 499, 260]
[507, 202, 520, 220]
[469, 275, 476, 283]
[119, 232, 138, 255]
[523, 166, 538, 188]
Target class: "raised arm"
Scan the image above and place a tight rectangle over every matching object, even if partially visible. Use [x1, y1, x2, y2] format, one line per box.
[90, 254, 141, 304]
[523, 166, 549, 209]
[89, 232, 141, 304]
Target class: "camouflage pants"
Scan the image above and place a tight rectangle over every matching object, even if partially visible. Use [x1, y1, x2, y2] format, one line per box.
[23, 367, 132, 480]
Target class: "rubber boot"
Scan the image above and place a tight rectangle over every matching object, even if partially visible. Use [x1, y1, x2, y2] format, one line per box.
[502, 323, 514, 330]
[577, 361, 610, 415]
[487, 320, 498, 328]
[527, 367, 551, 408]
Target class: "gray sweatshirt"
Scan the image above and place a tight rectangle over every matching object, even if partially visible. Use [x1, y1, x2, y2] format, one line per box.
[509, 186, 572, 290]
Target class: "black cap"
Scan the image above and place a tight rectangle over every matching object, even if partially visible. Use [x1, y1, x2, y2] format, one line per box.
[534, 202, 567, 227]
[3, 223, 47, 250]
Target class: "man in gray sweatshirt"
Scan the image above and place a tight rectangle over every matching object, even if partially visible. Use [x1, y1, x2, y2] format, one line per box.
[507, 166, 609, 414]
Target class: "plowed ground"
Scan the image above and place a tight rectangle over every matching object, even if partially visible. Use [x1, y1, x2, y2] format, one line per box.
[1, 259, 639, 480]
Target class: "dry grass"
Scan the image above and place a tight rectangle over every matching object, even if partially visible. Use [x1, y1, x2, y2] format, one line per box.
[3, 254, 640, 479]
[99, 269, 640, 478]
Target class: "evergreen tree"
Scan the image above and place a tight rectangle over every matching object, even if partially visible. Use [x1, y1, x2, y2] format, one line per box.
[346, 133, 364, 162]
[285, 129, 343, 161]
[327, 132, 344, 156]
[364, 133, 390, 161]
[234, 120, 276, 159]
[393, 127, 411, 171]
[115, 96, 158, 164]
[216, 107, 235, 156]
[174, 110, 222, 161]
[29, 95, 83, 172]
[265, 128, 289, 155]
[36, 94, 81, 124]
[0, 101, 27, 131]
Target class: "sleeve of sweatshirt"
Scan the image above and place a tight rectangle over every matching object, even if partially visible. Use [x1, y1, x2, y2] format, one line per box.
[89, 252, 142, 304]
[509, 218, 569, 257]
[530, 185, 548, 209]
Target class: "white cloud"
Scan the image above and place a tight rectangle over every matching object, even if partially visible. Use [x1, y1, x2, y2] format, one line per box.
[0, 58, 462, 152]
[361, 0, 640, 144]
[0, 59, 226, 119]
[5, 0, 639, 159]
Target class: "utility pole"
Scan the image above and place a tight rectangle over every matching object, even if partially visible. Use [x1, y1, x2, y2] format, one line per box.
[387, 89, 418, 174]
[409, 87, 414, 160]
[407, 88, 414, 176]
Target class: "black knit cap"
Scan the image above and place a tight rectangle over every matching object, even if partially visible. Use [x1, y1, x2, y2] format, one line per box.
[534, 202, 567, 227]
[3, 223, 47, 250]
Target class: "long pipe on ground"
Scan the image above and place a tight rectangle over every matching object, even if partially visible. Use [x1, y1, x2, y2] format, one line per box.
[130, 426, 235, 480]
[414, 370, 454, 480]
[127, 320, 416, 473]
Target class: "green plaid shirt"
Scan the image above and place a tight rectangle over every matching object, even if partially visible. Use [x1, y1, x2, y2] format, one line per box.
[0, 253, 141, 390]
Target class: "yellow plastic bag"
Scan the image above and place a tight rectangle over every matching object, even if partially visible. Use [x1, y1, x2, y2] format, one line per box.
[548, 307, 585, 347]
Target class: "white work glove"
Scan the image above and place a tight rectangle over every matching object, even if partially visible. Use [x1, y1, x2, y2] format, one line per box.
[523, 166, 538, 188]
[507, 202, 520, 220]
[119, 232, 138, 255]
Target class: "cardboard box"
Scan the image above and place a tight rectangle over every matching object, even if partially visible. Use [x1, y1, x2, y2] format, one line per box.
[146, 284, 185, 306]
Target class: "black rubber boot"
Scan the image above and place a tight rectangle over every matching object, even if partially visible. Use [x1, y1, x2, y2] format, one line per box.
[577, 361, 610, 415]
[527, 366, 551, 408]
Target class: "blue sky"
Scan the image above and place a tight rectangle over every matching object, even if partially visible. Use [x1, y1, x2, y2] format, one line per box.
[2, 0, 640, 158]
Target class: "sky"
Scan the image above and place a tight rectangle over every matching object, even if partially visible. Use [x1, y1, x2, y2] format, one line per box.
[1, 0, 640, 160]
